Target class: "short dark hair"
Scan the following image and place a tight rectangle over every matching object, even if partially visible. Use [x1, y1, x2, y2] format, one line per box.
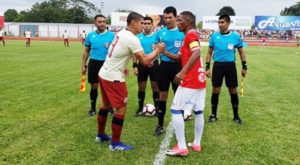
[127, 12, 143, 25]
[144, 16, 153, 23]
[94, 14, 106, 20]
[219, 14, 230, 22]
[180, 11, 196, 27]
[163, 6, 177, 16]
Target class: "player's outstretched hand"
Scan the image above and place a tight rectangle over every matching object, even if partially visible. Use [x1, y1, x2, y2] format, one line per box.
[206, 70, 211, 78]
[156, 43, 165, 53]
[241, 69, 247, 78]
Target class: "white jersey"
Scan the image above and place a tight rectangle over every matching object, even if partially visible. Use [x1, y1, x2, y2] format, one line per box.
[99, 29, 143, 82]
[0, 30, 4, 37]
[63, 32, 69, 39]
[80, 32, 86, 39]
[25, 31, 31, 38]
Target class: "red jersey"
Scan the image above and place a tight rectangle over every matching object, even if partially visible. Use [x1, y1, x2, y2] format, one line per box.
[179, 30, 206, 89]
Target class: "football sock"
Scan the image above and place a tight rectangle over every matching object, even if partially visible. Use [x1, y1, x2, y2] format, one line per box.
[111, 114, 124, 142]
[97, 108, 109, 134]
[138, 91, 145, 111]
[230, 93, 239, 119]
[153, 91, 159, 109]
[90, 88, 98, 110]
[211, 93, 220, 116]
[193, 112, 204, 146]
[172, 111, 187, 150]
[158, 101, 166, 126]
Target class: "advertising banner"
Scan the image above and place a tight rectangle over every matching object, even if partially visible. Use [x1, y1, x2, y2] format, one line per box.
[111, 12, 130, 26]
[203, 16, 251, 30]
[254, 16, 300, 30]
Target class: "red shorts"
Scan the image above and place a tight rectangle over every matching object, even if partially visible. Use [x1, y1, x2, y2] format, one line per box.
[64, 39, 69, 42]
[82, 38, 85, 42]
[99, 77, 128, 109]
[26, 38, 30, 41]
[0, 37, 3, 40]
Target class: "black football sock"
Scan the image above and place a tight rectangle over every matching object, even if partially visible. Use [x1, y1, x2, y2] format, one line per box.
[90, 88, 98, 110]
[153, 91, 159, 109]
[138, 91, 145, 111]
[211, 93, 220, 117]
[158, 101, 166, 127]
[230, 93, 239, 119]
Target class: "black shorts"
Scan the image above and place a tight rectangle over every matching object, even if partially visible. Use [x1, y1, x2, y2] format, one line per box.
[88, 59, 104, 84]
[137, 60, 159, 82]
[157, 61, 181, 92]
[212, 62, 238, 88]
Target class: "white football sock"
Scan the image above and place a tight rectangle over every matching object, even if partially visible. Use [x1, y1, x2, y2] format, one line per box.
[193, 113, 204, 146]
[172, 113, 187, 150]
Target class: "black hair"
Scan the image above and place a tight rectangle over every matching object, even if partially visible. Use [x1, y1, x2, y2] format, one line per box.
[219, 14, 231, 22]
[94, 14, 106, 20]
[144, 16, 153, 23]
[180, 11, 196, 27]
[163, 6, 177, 16]
[127, 12, 143, 25]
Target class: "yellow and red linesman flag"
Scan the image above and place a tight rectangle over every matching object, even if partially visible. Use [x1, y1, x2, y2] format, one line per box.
[240, 78, 244, 97]
[79, 74, 86, 93]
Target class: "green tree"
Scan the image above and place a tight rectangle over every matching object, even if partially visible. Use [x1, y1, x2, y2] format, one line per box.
[280, 2, 300, 16]
[197, 21, 202, 30]
[16, 0, 98, 23]
[216, 6, 236, 16]
[4, 9, 19, 22]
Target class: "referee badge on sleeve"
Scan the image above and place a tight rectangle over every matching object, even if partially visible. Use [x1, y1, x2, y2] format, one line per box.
[105, 42, 109, 48]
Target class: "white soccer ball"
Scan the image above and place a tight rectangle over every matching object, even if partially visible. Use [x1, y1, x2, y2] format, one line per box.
[183, 111, 192, 121]
[142, 104, 156, 116]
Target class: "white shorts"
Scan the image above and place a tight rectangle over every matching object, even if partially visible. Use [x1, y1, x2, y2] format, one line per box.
[171, 86, 206, 114]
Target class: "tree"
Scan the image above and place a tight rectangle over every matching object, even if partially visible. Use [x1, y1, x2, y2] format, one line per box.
[13, 0, 98, 23]
[4, 9, 19, 22]
[197, 21, 202, 30]
[216, 6, 236, 16]
[280, 2, 300, 16]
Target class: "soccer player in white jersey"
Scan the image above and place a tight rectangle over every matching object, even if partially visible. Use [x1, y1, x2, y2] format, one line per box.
[62, 30, 69, 47]
[163, 11, 206, 156]
[25, 30, 31, 47]
[80, 30, 86, 46]
[96, 12, 165, 151]
[0, 28, 5, 46]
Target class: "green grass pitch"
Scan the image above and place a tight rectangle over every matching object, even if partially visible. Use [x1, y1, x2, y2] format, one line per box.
[0, 40, 299, 164]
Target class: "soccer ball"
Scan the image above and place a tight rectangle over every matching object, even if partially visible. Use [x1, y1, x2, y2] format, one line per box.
[142, 104, 156, 116]
[183, 111, 192, 121]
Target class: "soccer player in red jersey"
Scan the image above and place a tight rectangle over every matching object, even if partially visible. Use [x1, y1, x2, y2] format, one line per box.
[163, 11, 206, 156]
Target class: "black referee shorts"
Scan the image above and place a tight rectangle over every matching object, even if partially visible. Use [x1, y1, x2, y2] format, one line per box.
[88, 59, 104, 84]
[137, 60, 159, 82]
[157, 61, 181, 92]
[212, 62, 238, 88]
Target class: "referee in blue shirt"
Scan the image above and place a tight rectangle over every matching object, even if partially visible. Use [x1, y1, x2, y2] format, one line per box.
[82, 14, 115, 116]
[206, 14, 247, 124]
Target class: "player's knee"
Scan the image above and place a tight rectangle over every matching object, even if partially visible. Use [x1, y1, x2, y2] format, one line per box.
[228, 87, 237, 94]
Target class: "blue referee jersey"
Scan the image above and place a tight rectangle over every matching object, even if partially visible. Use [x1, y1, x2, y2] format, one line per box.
[155, 27, 184, 62]
[209, 31, 243, 62]
[137, 32, 157, 54]
[85, 30, 115, 61]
